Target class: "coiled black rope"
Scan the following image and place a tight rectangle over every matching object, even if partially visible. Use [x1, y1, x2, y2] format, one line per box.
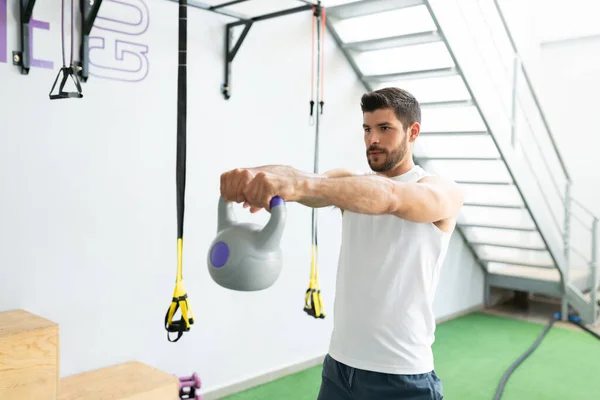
[493, 312, 599, 400]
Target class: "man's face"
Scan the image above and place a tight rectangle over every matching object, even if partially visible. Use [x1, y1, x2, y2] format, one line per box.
[363, 108, 413, 172]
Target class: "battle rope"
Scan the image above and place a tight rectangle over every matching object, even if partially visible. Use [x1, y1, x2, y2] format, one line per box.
[304, 5, 326, 319]
[165, 0, 194, 343]
[49, 0, 82, 100]
[493, 312, 600, 400]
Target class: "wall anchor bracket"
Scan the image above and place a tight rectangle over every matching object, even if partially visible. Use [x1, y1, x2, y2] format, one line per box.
[221, 21, 253, 100]
[12, 0, 37, 75]
[78, 0, 104, 82]
[220, 3, 315, 100]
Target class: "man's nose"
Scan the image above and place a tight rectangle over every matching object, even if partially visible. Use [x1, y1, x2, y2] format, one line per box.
[366, 132, 380, 146]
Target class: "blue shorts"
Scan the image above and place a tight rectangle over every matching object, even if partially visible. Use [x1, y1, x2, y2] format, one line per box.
[317, 354, 443, 400]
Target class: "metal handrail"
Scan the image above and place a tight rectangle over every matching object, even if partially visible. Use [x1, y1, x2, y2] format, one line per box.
[492, 0, 571, 182]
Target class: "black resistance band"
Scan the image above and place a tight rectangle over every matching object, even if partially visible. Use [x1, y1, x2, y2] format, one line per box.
[165, 0, 194, 343]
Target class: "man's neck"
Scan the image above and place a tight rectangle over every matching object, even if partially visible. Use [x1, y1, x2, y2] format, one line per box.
[379, 158, 415, 178]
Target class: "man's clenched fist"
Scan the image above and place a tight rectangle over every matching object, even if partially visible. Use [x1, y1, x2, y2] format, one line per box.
[220, 168, 255, 204]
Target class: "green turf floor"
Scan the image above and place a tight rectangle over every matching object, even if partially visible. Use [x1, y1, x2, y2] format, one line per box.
[221, 312, 600, 399]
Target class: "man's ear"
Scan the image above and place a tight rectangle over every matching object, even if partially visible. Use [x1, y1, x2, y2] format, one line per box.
[408, 122, 421, 142]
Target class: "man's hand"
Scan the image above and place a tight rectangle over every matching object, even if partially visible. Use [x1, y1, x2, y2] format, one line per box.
[220, 168, 299, 213]
[220, 168, 255, 204]
[242, 172, 298, 213]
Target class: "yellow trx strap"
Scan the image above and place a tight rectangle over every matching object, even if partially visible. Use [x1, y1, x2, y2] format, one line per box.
[304, 244, 325, 318]
[165, 238, 194, 342]
[165, 0, 194, 342]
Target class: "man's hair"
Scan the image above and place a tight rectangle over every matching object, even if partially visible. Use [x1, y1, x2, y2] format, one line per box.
[360, 87, 421, 129]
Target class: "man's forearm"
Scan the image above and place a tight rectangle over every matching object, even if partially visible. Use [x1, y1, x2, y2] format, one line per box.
[298, 174, 397, 215]
[296, 174, 463, 222]
[249, 165, 320, 180]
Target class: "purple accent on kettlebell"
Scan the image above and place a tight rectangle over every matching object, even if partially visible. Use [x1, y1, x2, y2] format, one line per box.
[210, 242, 229, 268]
[270, 196, 284, 208]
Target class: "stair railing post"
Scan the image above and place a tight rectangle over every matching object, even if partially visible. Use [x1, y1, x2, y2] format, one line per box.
[591, 217, 598, 322]
[561, 181, 572, 320]
[511, 55, 520, 148]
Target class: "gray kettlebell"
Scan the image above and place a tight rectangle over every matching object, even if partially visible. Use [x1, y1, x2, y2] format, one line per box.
[207, 196, 286, 291]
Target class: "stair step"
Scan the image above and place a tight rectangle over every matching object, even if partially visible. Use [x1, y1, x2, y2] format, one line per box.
[328, 0, 424, 20]
[459, 223, 538, 231]
[457, 180, 514, 186]
[418, 156, 501, 161]
[480, 258, 554, 269]
[420, 99, 474, 108]
[364, 66, 457, 83]
[58, 361, 179, 400]
[470, 241, 547, 251]
[420, 130, 489, 137]
[345, 31, 442, 52]
[0, 310, 59, 400]
[463, 202, 524, 209]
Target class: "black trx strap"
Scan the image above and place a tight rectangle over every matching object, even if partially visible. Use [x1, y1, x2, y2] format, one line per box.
[50, 0, 82, 100]
[165, 0, 194, 343]
[304, 5, 326, 319]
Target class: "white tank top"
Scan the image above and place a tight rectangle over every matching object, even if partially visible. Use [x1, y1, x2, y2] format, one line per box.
[328, 165, 453, 375]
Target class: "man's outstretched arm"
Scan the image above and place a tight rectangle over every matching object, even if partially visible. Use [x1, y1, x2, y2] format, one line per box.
[294, 173, 464, 223]
[220, 165, 357, 210]
[246, 165, 357, 208]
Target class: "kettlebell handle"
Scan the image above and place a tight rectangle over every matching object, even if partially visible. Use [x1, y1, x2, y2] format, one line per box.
[217, 196, 286, 232]
[258, 196, 286, 250]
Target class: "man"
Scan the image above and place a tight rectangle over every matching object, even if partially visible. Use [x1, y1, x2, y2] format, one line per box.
[220, 87, 463, 399]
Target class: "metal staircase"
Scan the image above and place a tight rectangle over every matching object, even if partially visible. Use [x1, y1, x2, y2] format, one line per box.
[325, 0, 599, 324]
[176, 0, 598, 325]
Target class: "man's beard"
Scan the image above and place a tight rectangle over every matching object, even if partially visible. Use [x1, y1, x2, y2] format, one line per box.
[367, 142, 407, 172]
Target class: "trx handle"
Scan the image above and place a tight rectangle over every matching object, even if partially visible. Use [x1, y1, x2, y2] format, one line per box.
[165, 0, 194, 342]
[49, 0, 83, 100]
[49, 67, 83, 100]
[303, 244, 325, 319]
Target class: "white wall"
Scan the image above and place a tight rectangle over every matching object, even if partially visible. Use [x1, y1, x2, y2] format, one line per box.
[0, 0, 482, 394]
[536, 36, 600, 262]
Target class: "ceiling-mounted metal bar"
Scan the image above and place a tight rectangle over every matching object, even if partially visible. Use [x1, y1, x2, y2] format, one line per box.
[169, 0, 249, 20]
[211, 0, 248, 9]
[227, 4, 313, 27]
[12, 0, 37, 75]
